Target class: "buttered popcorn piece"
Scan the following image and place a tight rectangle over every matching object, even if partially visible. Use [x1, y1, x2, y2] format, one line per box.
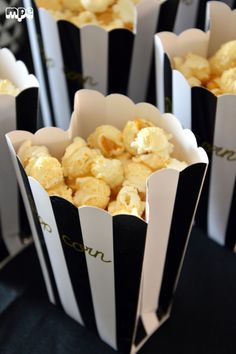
[131, 126, 173, 155]
[91, 155, 124, 190]
[219, 67, 236, 95]
[133, 151, 170, 171]
[62, 137, 100, 179]
[0, 79, 20, 96]
[17, 140, 49, 167]
[108, 204, 140, 217]
[37, 0, 141, 30]
[88, 125, 124, 157]
[81, 0, 115, 13]
[71, 11, 98, 27]
[108, 185, 145, 217]
[209, 40, 236, 77]
[73, 176, 110, 208]
[47, 183, 73, 203]
[62, 0, 83, 11]
[25, 155, 64, 190]
[123, 161, 152, 194]
[112, 0, 136, 26]
[165, 158, 188, 171]
[48, 9, 72, 21]
[123, 119, 155, 155]
[117, 185, 144, 215]
[173, 53, 210, 84]
[36, 0, 62, 11]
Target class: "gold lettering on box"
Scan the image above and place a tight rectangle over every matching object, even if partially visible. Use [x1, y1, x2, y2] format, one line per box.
[202, 142, 236, 161]
[165, 97, 172, 113]
[63, 66, 97, 86]
[38, 215, 52, 233]
[61, 234, 112, 263]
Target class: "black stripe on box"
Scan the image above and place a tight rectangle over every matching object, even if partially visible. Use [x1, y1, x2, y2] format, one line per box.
[225, 178, 236, 251]
[0, 217, 9, 261]
[164, 54, 173, 113]
[113, 215, 147, 354]
[50, 197, 98, 334]
[134, 317, 147, 347]
[191, 87, 217, 233]
[146, 47, 156, 106]
[196, 0, 208, 30]
[157, 163, 207, 316]
[17, 158, 62, 308]
[58, 21, 84, 111]
[108, 29, 134, 95]
[31, 0, 55, 126]
[16, 88, 39, 133]
[16, 88, 39, 242]
[156, 0, 180, 32]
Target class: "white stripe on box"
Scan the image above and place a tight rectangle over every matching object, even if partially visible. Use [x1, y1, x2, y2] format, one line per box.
[81, 26, 108, 95]
[0, 96, 21, 256]
[141, 169, 179, 322]
[29, 178, 83, 324]
[208, 95, 236, 246]
[128, 0, 161, 103]
[154, 35, 165, 113]
[5, 137, 55, 303]
[78, 207, 117, 350]
[38, 9, 71, 129]
[172, 69, 192, 130]
[173, 0, 200, 35]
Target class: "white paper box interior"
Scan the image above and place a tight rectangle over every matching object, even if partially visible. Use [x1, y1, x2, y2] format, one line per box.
[23, 0, 165, 129]
[6, 90, 208, 353]
[0, 48, 39, 258]
[155, 1, 236, 251]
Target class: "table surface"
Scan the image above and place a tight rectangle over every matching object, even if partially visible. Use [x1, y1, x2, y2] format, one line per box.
[0, 226, 236, 354]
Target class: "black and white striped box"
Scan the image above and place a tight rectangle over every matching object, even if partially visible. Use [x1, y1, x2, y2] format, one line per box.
[0, 47, 39, 258]
[155, 1, 236, 251]
[23, 0, 167, 129]
[6, 89, 208, 353]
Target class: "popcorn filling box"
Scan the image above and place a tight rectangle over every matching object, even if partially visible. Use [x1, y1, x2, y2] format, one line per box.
[155, 1, 236, 251]
[6, 89, 208, 353]
[23, 0, 165, 129]
[0, 47, 39, 257]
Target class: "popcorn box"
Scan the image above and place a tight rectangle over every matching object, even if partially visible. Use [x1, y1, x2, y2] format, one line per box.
[6, 90, 208, 353]
[23, 0, 166, 129]
[155, 1, 236, 251]
[0, 48, 39, 257]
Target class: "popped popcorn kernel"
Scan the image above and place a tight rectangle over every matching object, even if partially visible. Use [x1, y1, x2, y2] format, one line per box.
[25, 155, 64, 190]
[165, 158, 188, 171]
[0, 79, 20, 96]
[91, 155, 124, 190]
[219, 67, 236, 94]
[173, 53, 210, 84]
[209, 40, 236, 77]
[73, 176, 111, 209]
[62, 139, 100, 179]
[36, 0, 62, 11]
[88, 125, 124, 157]
[71, 11, 98, 27]
[47, 183, 73, 203]
[81, 0, 114, 13]
[131, 126, 173, 155]
[132, 152, 169, 171]
[123, 161, 152, 194]
[123, 119, 155, 155]
[17, 140, 49, 167]
[173, 40, 236, 95]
